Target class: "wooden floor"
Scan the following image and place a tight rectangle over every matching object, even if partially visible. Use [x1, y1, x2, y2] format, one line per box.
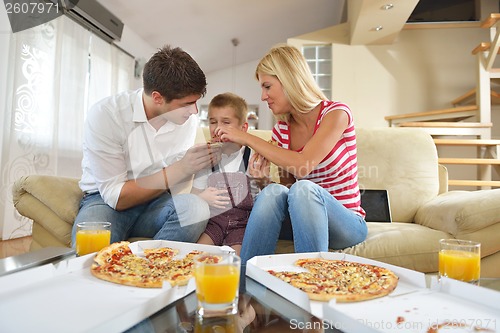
[0, 236, 32, 259]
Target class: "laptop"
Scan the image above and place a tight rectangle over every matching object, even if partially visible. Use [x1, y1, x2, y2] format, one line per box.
[360, 189, 392, 222]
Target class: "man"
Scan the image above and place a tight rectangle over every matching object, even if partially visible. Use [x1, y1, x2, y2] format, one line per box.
[72, 45, 220, 246]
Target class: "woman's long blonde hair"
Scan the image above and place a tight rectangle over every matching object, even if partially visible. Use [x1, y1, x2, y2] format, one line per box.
[255, 44, 327, 122]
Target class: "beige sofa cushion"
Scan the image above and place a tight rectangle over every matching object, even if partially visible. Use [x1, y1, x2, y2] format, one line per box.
[356, 128, 440, 223]
[415, 189, 500, 235]
[277, 222, 450, 273]
[13, 176, 82, 223]
[341, 222, 449, 272]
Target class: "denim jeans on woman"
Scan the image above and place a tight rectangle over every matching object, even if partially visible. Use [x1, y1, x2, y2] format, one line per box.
[240, 180, 368, 265]
[71, 192, 210, 247]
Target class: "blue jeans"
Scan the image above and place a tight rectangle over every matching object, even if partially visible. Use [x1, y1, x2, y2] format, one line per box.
[71, 192, 210, 247]
[240, 180, 368, 265]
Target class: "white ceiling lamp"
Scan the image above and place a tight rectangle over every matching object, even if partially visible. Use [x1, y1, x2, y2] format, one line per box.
[372, 4, 393, 32]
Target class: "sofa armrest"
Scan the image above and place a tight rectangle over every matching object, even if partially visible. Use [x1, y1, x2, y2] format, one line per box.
[12, 175, 82, 223]
[414, 189, 500, 236]
[438, 164, 448, 195]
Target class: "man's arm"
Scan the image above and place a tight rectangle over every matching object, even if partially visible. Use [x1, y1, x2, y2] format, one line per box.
[116, 143, 221, 210]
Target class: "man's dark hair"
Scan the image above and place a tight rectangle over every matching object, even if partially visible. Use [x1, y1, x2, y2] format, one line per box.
[142, 45, 207, 102]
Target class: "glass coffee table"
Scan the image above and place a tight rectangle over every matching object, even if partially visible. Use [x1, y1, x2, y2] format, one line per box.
[126, 275, 500, 333]
[0, 248, 337, 332]
[125, 276, 339, 332]
[1, 249, 498, 333]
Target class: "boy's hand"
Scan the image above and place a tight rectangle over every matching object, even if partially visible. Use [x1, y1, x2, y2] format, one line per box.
[198, 187, 230, 209]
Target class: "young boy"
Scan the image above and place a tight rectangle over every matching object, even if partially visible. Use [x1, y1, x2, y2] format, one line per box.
[192, 93, 264, 255]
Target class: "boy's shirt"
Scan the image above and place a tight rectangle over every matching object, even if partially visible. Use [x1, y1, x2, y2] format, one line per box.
[192, 146, 248, 190]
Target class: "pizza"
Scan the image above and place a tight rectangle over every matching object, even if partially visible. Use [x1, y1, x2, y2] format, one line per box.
[207, 141, 223, 148]
[90, 241, 221, 288]
[268, 258, 399, 302]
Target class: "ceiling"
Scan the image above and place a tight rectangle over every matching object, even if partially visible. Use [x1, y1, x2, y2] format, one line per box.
[95, 1, 475, 74]
[96, 0, 347, 74]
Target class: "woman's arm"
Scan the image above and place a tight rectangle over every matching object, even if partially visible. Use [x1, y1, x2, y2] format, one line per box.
[217, 109, 349, 179]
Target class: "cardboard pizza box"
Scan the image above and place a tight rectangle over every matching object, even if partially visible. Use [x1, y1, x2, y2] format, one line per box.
[0, 240, 234, 333]
[246, 252, 426, 320]
[323, 275, 500, 333]
[246, 252, 500, 333]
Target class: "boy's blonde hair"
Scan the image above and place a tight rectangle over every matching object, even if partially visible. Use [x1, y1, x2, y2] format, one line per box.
[255, 44, 327, 122]
[208, 92, 248, 125]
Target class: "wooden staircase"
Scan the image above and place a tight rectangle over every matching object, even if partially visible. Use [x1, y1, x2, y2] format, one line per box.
[385, 13, 500, 190]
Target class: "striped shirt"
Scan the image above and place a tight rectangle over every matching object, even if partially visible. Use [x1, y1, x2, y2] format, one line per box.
[272, 100, 365, 217]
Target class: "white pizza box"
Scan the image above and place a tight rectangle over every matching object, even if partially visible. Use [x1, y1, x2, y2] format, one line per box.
[323, 276, 500, 333]
[246, 252, 500, 333]
[246, 252, 426, 320]
[0, 240, 234, 333]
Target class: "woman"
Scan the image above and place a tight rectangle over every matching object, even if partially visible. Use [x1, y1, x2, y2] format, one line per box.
[215, 44, 367, 265]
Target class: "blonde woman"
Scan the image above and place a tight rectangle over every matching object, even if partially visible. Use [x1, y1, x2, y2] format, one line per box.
[215, 44, 367, 265]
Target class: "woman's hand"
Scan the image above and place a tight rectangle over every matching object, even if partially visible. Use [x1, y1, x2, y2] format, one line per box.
[214, 126, 248, 145]
[248, 152, 270, 179]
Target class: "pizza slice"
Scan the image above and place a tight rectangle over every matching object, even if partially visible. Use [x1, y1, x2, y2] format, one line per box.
[91, 253, 167, 288]
[162, 257, 196, 286]
[93, 241, 132, 266]
[144, 247, 179, 265]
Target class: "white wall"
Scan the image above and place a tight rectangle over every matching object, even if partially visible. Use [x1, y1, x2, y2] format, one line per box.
[200, 60, 275, 130]
[330, 27, 491, 130]
[204, 25, 498, 185]
[203, 26, 493, 133]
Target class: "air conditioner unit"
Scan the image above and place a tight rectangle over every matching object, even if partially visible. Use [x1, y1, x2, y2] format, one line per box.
[61, 0, 124, 41]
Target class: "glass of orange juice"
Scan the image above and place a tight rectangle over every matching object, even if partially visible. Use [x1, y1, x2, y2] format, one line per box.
[194, 252, 240, 317]
[75, 222, 111, 256]
[439, 239, 480, 285]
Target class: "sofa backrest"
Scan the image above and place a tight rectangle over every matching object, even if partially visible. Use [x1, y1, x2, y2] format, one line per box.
[355, 127, 440, 223]
[195, 126, 440, 223]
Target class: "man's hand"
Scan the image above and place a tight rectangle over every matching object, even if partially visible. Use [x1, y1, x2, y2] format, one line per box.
[179, 143, 222, 175]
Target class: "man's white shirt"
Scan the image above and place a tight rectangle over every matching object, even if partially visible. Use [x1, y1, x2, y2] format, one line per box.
[79, 88, 198, 209]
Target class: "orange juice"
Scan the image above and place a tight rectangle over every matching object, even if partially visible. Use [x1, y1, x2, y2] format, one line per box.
[439, 249, 480, 282]
[76, 229, 111, 256]
[194, 264, 239, 304]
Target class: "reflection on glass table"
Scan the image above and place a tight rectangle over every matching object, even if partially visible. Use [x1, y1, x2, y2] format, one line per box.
[125, 277, 341, 333]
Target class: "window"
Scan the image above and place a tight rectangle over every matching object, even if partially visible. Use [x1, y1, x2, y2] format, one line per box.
[1, 15, 134, 239]
[302, 45, 332, 99]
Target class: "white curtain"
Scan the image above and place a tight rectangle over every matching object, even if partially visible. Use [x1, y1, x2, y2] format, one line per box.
[0, 16, 134, 240]
[87, 35, 134, 108]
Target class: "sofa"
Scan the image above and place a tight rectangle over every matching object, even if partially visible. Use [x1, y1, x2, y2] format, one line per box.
[12, 127, 500, 277]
